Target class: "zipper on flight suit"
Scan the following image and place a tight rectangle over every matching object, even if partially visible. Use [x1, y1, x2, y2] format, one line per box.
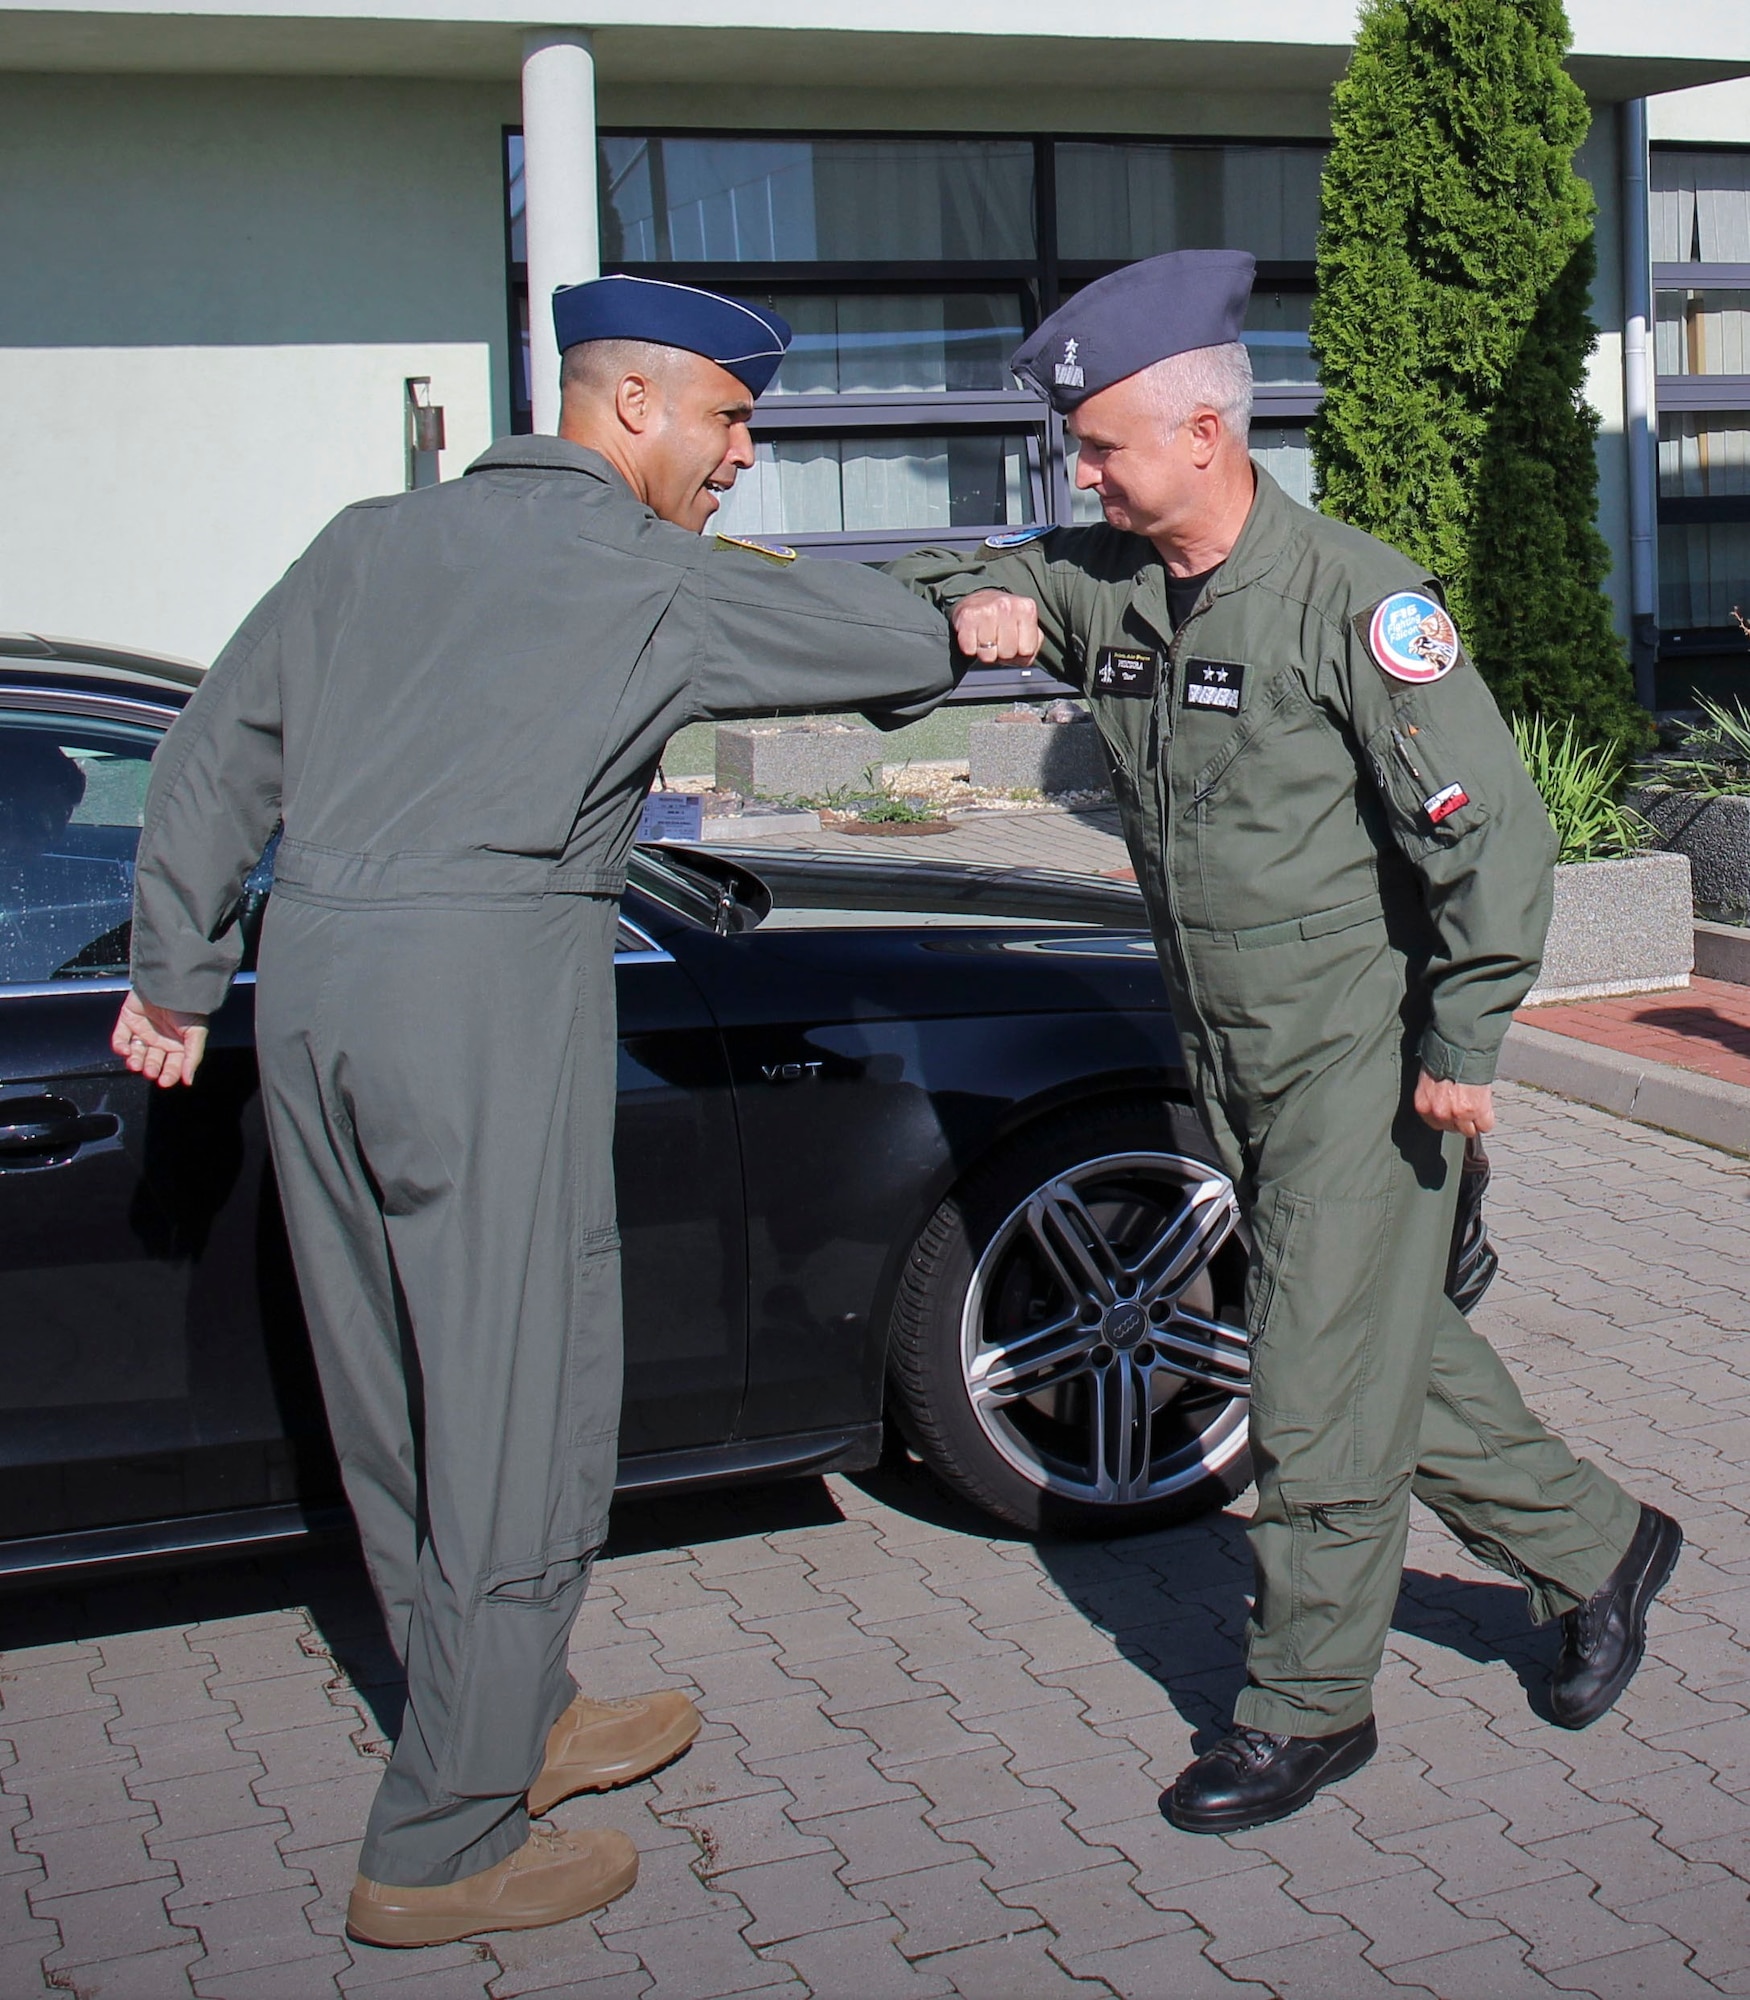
[1152, 588, 1222, 1077]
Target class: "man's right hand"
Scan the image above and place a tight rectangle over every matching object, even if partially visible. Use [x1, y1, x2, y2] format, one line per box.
[112, 990, 209, 1089]
[951, 590, 1043, 665]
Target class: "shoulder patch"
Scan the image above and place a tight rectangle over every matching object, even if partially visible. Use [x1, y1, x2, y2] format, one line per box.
[714, 533, 797, 565]
[983, 525, 1051, 550]
[1365, 590, 1461, 683]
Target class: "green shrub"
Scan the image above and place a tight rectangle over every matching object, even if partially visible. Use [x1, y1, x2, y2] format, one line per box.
[1311, 0, 1646, 752]
[1511, 713, 1649, 862]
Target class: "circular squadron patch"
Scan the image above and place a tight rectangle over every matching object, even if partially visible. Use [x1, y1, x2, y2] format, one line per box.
[1368, 591, 1461, 683]
[984, 525, 1051, 549]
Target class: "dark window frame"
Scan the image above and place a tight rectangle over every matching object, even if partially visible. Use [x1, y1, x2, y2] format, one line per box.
[1649, 144, 1750, 650]
[503, 128, 1327, 694]
[504, 126, 1328, 432]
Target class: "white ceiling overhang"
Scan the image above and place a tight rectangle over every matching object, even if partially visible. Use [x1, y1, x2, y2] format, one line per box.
[0, 3, 1746, 103]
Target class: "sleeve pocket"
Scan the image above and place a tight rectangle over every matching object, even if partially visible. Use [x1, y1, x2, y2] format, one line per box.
[1364, 711, 1491, 855]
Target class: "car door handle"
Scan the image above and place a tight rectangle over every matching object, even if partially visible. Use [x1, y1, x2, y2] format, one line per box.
[0, 1097, 118, 1158]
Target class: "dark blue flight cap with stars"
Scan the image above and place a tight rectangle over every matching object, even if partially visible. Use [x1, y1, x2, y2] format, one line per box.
[552, 274, 792, 396]
[1010, 249, 1256, 413]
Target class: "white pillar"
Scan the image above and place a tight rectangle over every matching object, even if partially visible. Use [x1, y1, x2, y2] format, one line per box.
[1620, 97, 1658, 707]
[522, 28, 599, 435]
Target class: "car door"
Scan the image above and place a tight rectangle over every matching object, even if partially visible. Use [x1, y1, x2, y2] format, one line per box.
[612, 901, 750, 1459]
[0, 698, 336, 1553]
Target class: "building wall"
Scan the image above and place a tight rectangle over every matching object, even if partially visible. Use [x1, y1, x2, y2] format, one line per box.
[0, 72, 516, 662]
[0, 61, 1648, 664]
[1648, 76, 1750, 143]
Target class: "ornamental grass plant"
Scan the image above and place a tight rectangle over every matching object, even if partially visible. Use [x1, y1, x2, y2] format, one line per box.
[1651, 698, 1750, 799]
[1511, 713, 1650, 863]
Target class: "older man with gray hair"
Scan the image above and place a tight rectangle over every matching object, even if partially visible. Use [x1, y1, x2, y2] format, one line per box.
[890, 248, 1676, 1835]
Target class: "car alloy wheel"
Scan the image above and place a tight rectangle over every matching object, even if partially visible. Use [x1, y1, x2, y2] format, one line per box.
[888, 1099, 1253, 1536]
[963, 1151, 1248, 1510]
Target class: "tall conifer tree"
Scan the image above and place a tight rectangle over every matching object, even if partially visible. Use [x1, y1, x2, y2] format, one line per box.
[1310, 0, 1645, 745]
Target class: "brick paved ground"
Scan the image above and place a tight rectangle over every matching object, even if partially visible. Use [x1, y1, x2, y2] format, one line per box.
[3, 1083, 1748, 1998]
[1518, 979, 1750, 1092]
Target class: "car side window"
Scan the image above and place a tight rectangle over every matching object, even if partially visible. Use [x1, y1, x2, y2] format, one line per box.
[0, 713, 159, 987]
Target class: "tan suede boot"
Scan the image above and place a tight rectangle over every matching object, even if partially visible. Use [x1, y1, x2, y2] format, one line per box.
[347, 1825, 637, 1947]
[528, 1690, 701, 1815]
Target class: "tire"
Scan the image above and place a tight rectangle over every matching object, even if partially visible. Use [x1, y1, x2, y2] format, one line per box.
[887, 1097, 1252, 1537]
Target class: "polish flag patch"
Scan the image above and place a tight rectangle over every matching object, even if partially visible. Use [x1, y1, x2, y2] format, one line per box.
[1423, 783, 1470, 826]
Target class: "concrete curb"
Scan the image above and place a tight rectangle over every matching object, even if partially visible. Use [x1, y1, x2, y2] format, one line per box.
[1696, 919, 1750, 986]
[1500, 1021, 1750, 1158]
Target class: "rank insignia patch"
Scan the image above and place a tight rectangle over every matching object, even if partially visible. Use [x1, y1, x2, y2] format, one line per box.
[1093, 646, 1158, 697]
[1183, 659, 1246, 713]
[983, 525, 1051, 549]
[1423, 782, 1471, 826]
[1367, 590, 1461, 683]
[714, 533, 797, 564]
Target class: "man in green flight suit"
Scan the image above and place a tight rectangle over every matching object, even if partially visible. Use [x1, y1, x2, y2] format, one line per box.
[112, 277, 954, 1943]
[890, 249, 1681, 1834]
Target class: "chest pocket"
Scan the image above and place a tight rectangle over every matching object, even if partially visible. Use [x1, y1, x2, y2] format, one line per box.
[1363, 706, 1492, 855]
[1181, 666, 1316, 812]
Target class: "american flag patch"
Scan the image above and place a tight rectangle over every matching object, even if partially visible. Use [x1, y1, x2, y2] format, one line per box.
[1423, 783, 1470, 826]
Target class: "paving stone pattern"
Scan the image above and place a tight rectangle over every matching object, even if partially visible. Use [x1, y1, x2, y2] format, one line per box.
[3, 1086, 1748, 1998]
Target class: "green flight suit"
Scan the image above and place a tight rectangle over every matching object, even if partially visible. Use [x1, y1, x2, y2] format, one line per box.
[891, 466, 1640, 1736]
[130, 436, 953, 1886]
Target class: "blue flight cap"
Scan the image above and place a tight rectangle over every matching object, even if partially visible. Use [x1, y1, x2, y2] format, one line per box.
[551, 274, 792, 396]
[1011, 249, 1256, 413]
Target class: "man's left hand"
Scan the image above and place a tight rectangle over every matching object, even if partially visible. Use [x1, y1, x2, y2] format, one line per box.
[1415, 1072, 1494, 1137]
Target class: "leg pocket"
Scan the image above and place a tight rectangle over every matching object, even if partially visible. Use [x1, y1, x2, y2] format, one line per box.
[438, 1546, 597, 1798]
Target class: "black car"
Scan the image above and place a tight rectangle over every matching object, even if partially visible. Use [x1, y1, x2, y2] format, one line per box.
[0, 636, 1256, 1581]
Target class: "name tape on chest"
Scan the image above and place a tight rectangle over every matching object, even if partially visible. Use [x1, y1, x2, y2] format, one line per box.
[1092, 646, 1159, 697]
[714, 533, 797, 565]
[1366, 590, 1461, 683]
[1182, 659, 1246, 713]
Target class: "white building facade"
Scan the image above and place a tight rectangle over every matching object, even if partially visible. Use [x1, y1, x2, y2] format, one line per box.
[2, 2, 1748, 703]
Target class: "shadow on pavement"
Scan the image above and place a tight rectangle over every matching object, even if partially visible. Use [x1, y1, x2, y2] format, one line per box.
[603, 1476, 847, 1558]
[0, 1533, 408, 1740]
[0, 1479, 851, 1750]
[0, 1470, 1560, 1773]
[852, 1456, 1556, 1744]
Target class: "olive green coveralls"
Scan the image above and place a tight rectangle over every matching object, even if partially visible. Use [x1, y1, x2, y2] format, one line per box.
[892, 467, 1641, 1737]
[129, 437, 953, 1885]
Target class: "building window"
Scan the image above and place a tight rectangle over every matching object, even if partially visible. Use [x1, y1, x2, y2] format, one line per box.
[504, 129, 1328, 687]
[1054, 140, 1323, 264]
[598, 136, 1036, 264]
[1651, 147, 1750, 652]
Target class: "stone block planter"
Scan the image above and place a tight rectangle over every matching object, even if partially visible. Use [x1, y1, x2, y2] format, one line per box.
[1524, 851, 1694, 1004]
[968, 709, 1112, 796]
[1628, 785, 1750, 924]
[715, 720, 882, 802]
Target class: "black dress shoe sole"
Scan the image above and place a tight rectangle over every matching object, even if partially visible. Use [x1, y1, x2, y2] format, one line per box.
[1550, 1512, 1683, 1731]
[1162, 1724, 1378, 1834]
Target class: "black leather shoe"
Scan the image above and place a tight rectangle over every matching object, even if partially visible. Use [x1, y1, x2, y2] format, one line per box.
[1549, 1504, 1682, 1730]
[1161, 1716, 1378, 1834]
